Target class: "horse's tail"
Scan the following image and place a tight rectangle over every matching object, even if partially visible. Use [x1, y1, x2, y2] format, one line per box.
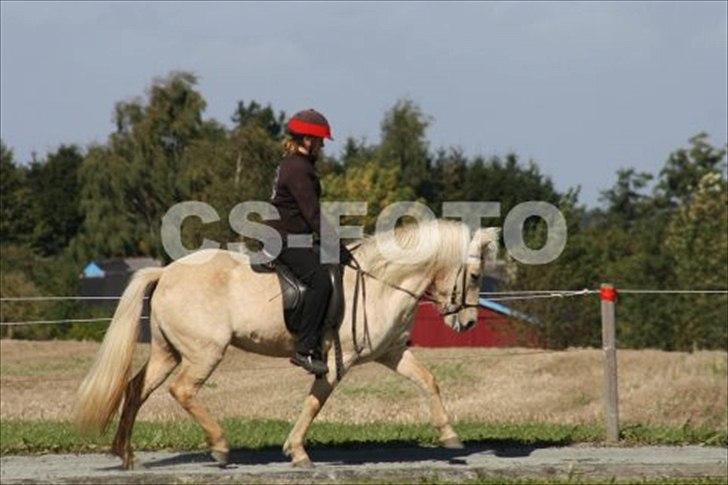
[74, 267, 163, 434]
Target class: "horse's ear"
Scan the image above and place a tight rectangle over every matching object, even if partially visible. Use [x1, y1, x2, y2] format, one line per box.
[477, 228, 500, 258]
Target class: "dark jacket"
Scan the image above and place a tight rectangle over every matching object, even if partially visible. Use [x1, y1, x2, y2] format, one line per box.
[266, 153, 353, 264]
[268, 153, 326, 239]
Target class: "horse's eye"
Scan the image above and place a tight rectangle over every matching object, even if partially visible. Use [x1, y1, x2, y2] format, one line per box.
[469, 273, 479, 282]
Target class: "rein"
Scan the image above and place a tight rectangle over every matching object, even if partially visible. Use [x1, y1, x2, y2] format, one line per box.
[341, 251, 482, 353]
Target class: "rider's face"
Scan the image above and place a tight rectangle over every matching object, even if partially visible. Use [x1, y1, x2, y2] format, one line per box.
[304, 137, 324, 158]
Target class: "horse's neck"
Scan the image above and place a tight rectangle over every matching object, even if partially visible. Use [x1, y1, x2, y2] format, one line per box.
[396, 271, 434, 299]
[370, 255, 434, 288]
[355, 260, 435, 311]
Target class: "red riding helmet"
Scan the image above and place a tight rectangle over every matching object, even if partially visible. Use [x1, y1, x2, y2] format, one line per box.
[287, 109, 333, 140]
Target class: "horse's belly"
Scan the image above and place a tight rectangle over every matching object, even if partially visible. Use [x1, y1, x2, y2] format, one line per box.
[230, 309, 297, 358]
[230, 333, 296, 357]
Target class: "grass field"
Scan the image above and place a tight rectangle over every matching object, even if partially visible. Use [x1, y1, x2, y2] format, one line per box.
[1, 339, 726, 455]
[2, 418, 726, 455]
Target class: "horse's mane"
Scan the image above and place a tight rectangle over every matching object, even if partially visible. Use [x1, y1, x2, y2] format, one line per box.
[350, 219, 471, 282]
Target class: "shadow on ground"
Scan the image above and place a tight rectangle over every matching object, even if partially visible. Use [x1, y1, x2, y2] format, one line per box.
[140, 439, 565, 469]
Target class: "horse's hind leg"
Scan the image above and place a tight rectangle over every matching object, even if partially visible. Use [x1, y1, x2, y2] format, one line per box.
[168, 349, 228, 466]
[112, 335, 180, 469]
[377, 348, 463, 448]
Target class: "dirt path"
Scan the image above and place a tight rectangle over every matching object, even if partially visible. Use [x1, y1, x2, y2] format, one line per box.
[1, 445, 726, 483]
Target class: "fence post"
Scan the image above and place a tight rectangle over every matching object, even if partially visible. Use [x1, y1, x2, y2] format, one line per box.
[600, 283, 619, 442]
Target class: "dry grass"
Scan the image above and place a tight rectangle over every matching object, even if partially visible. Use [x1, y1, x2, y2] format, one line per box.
[1, 339, 726, 430]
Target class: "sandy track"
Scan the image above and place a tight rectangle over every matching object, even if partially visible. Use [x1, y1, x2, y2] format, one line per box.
[1, 445, 726, 483]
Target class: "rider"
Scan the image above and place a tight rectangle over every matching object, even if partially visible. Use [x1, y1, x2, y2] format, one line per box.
[266, 108, 353, 376]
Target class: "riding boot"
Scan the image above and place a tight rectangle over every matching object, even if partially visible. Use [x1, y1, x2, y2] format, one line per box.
[290, 349, 328, 376]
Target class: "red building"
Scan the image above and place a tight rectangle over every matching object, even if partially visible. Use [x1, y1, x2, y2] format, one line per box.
[409, 301, 534, 348]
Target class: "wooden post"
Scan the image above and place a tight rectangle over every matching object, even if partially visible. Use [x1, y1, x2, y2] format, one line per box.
[600, 283, 619, 443]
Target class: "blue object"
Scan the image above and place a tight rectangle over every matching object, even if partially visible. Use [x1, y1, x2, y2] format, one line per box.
[479, 297, 538, 324]
[83, 262, 105, 278]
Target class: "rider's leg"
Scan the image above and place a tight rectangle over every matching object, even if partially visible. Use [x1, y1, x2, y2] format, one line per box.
[277, 246, 332, 370]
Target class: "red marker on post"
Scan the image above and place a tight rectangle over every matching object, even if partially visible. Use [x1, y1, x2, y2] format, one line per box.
[600, 286, 618, 302]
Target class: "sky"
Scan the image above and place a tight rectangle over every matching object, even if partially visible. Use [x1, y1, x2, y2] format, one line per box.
[1, 1, 726, 207]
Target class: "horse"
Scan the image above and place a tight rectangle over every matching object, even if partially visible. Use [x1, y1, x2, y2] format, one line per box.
[74, 219, 500, 469]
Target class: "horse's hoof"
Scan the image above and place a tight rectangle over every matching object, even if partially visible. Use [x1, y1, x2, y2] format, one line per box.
[211, 449, 229, 467]
[122, 456, 138, 470]
[441, 437, 465, 449]
[292, 457, 314, 468]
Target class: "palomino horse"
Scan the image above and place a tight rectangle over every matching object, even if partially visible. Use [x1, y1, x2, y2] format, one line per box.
[74, 219, 499, 468]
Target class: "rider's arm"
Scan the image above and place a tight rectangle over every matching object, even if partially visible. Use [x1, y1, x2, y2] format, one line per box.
[285, 160, 323, 237]
[285, 160, 351, 262]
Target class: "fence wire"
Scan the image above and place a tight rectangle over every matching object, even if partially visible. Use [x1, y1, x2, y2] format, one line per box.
[1, 296, 147, 301]
[0, 349, 558, 381]
[1, 288, 726, 326]
[484, 289, 596, 301]
[616, 289, 728, 294]
[0, 316, 149, 326]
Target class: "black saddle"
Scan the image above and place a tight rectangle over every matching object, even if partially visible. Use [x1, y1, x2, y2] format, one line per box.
[251, 259, 344, 335]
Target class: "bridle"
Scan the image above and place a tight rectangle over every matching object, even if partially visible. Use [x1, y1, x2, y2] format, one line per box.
[432, 254, 483, 316]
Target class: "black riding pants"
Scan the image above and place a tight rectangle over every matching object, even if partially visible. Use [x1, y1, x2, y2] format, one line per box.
[277, 246, 332, 354]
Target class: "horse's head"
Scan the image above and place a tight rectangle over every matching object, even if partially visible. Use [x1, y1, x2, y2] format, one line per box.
[354, 220, 499, 333]
[430, 227, 499, 333]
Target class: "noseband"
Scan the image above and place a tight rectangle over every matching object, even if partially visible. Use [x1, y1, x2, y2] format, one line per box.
[429, 254, 483, 316]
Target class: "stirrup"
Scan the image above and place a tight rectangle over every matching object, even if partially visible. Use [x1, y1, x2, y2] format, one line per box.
[290, 351, 328, 376]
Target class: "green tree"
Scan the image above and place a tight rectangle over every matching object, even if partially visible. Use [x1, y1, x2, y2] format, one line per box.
[503, 191, 603, 349]
[74, 72, 210, 260]
[465, 154, 561, 209]
[431, 148, 468, 204]
[340, 137, 377, 170]
[0, 270, 44, 339]
[379, 99, 432, 198]
[180, 121, 281, 249]
[537, 167, 679, 349]
[664, 172, 728, 350]
[523, 134, 727, 351]
[598, 168, 654, 224]
[322, 161, 415, 232]
[0, 142, 33, 244]
[0, 244, 81, 340]
[73, 73, 287, 262]
[27, 145, 84, 256]
[656, 133, 727, 206]
[232, 100, 286, 139]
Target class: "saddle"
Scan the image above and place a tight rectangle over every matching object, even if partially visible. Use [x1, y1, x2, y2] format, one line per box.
[251, 259, 345, 336]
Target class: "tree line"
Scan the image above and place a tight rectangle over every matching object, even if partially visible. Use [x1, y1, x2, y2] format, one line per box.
[1, 71, 726, 349]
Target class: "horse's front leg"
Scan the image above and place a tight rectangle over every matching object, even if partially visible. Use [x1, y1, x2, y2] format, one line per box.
[283, 355, 346, 467]
[377, 347, 463, 448]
